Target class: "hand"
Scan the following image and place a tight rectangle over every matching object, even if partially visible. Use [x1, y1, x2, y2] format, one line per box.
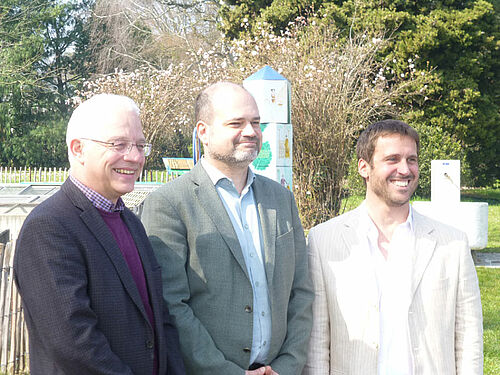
[245, 365, 279, 375]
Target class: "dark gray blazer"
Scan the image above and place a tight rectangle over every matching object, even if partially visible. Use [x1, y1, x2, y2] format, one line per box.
[142, 162, 314, 375]
[14, 179, 185, 375]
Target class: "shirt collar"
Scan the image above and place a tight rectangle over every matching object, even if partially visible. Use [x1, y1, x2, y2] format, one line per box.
[359, 200, 414, 237]
[70, 175, 125, 213]
[200, 157, 256, 192]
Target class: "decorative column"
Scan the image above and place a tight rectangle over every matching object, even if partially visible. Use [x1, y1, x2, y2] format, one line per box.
[243, 66, 293, 190]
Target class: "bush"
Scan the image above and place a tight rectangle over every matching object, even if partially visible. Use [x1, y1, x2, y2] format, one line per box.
[230, 21, 427, 227]
[78, 20, 427, 227]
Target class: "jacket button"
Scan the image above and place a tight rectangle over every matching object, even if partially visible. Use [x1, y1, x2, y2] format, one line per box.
[243, 347, 251, 353]
[146, 340, 154, 349]
[245, 305, 252, 313]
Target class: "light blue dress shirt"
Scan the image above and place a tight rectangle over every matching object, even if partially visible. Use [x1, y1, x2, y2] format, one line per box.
[201, 159, 272, 366]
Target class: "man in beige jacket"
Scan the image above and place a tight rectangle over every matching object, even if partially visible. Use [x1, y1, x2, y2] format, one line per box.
[303, 119, 483, 375]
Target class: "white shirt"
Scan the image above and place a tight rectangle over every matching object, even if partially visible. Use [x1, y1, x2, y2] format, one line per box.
[362, 203, 415, 375]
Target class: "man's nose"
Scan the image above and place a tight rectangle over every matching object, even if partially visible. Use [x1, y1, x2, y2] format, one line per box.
[241, 122, 258, 137]
[124, 144, 144, 162]
[397, 160, 410, 175]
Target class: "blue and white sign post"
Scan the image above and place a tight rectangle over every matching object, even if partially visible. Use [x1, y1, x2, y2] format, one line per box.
[243, 66, 293, 190]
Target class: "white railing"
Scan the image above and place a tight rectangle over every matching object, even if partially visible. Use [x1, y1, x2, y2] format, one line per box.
[0, 167, 178, 184]
[0, 239, 28, 375]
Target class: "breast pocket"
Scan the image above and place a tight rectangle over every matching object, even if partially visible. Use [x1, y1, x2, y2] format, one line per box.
[276, 228, 294, 249]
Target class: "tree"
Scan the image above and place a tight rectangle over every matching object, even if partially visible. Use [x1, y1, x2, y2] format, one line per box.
[219, 0, 500, 187]
[79, 21, 425, 226]
[0, 0, 93, 166]
[88, 0, 221, 73]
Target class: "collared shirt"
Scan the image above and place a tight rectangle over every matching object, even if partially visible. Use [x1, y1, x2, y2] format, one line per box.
[70, 175, 125, 212]
[361, 202, 415, 375]
[201, 158, 271, 365]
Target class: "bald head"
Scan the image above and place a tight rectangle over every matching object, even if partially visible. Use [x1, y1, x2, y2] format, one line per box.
[66, 94, 140, 150]
[195, 81, 261, 171]
[66, 93, 146, 202]
[195, 82, 256, 126]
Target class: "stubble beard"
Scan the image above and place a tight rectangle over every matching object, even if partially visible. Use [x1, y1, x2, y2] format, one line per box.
[206, 142, 260, 167]
[370, 174, 418, 207]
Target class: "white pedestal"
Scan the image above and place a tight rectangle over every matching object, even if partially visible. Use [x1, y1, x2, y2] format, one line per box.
[412, 201, 488, 250]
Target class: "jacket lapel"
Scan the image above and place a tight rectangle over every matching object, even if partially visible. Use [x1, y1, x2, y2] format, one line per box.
[62, 180, 149, 323]
[332, 206, 379, 340]
[252, 176, 276, 290]
[410, 210, 437, 300]
[190, 163, 250, 280]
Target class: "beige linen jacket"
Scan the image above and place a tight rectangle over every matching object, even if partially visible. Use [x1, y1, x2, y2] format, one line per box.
[303, 205, 483, 375]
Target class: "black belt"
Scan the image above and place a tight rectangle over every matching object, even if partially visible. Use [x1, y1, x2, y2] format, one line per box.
[248, 362, 265, 370]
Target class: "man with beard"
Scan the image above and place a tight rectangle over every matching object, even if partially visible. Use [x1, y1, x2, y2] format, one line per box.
[142, 82, 314, 375]
[302, 119, 483, 375]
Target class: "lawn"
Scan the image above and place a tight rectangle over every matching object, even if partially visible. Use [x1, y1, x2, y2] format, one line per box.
[477, 267, 500, 375]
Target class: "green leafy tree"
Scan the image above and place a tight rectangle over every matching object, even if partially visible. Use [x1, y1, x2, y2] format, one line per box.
[0, 0, 93, 167]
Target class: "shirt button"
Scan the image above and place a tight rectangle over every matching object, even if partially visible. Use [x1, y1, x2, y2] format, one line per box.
[250, 253, 254, 257]
[146, 340, 154, 349]
[245, 305, 252, 313]
[255, 281, 260, 287]
[244, 224, 249, 229]
[263, 341, 267, 345]
[261, 311, 265, 316]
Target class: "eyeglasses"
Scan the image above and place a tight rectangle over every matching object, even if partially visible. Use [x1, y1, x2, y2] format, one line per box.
[81, 138, 152, 157]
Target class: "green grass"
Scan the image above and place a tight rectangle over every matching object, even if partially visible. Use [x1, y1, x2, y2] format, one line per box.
[342, 188, 500, 252]
[477, 268, 500, 375]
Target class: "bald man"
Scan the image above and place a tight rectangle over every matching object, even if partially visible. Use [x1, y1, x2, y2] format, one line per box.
[142, 82, 314, 375]
[14, 94, 185, 375]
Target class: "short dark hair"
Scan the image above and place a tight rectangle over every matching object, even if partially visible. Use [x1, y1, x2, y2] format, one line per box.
[194, 89, 212, 124]
[356, 119, 420, 165]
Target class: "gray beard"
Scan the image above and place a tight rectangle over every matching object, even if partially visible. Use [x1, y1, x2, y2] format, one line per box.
[207, 148, 259, 167]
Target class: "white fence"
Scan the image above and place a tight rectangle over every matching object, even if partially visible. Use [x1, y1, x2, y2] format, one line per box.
[0, 167, 176, 184]
[0, 235, 28, 375]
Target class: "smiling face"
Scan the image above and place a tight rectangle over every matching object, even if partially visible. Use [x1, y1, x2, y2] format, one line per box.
[359, 134, 419, 208]
[72, 108, 146, 203]
[197, 84, 261, 170]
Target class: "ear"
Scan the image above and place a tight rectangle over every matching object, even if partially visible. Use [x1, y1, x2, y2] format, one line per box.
[197, 121, 209, 146]
[69, 139, 85, 165]
[358, 158, 370, 180]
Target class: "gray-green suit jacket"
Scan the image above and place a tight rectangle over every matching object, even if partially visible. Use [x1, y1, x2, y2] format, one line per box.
[142, 163, 314, 375]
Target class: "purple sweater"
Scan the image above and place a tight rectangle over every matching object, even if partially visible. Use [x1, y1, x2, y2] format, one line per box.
[99, 209, 158, 375]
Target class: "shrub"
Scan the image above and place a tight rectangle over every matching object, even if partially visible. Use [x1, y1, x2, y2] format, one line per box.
[78, 20, 426, 227]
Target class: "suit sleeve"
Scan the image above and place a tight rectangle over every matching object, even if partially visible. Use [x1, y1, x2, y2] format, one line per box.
[160, 288, 187, 375]
[269, 193, 314, 375]
[13, 214, 134, 375]
[455, 235, 483, 375]
[141, 189, 245, 375]
[302, 227, 330, 375]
